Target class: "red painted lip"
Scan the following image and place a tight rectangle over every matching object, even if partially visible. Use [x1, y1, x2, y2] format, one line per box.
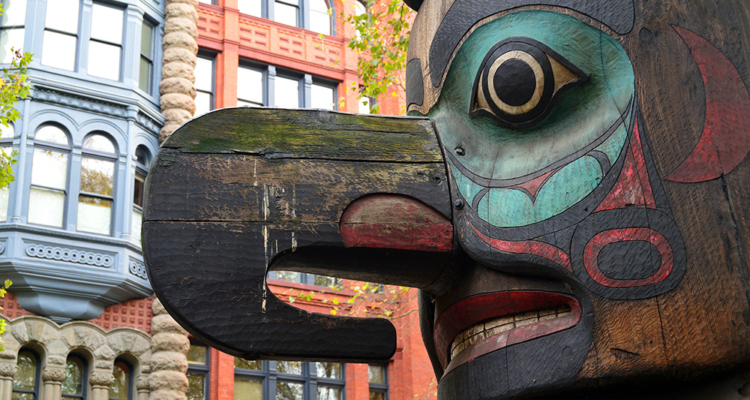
[433, 291, 581, 375]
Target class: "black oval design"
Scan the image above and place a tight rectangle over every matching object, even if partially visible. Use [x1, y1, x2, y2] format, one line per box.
[598, 240, 661, 280]
[470, 37, 588, 129]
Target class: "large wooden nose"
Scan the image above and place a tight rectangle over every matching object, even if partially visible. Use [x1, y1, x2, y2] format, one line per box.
[142, 108, 453, 362]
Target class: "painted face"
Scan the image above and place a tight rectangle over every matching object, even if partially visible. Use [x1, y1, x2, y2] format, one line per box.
[407, 3, 750, 399]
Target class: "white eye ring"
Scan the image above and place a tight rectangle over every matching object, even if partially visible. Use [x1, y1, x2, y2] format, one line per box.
[486, 50, 545, 115]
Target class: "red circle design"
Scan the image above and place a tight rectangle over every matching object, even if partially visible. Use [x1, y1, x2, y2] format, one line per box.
[583, 228, 674, 288]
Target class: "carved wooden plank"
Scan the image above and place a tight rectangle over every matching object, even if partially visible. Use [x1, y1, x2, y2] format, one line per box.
[162, 108, 443, 163]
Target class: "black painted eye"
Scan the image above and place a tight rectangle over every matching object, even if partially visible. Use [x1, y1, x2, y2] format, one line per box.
[470, 38, 588, 129]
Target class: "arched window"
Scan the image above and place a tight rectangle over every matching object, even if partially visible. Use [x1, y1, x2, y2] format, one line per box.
[78, 133, 116, 235]
[0, 122, 15, 222]
[62, 354, 87, 400]
[310, 0, 331, 35]
[12, 349, 40, 399]
[28, 125, 70, 228]
[109, 359, 132, 400]
[131, 146, 151, 244]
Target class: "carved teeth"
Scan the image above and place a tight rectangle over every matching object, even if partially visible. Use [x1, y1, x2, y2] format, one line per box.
[449, 305, 571, 361]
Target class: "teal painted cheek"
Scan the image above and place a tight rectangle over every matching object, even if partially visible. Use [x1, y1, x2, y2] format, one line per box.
[595, 121, 629, 165]
[448, 160, 486, 205]
[480, 156, 603, 227]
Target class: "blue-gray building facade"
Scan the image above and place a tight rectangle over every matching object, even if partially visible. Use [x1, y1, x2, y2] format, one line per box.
[0, 0, 163, 322]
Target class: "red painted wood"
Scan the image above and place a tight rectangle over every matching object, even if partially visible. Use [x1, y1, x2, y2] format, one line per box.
[433, 291, 580, 370]
[666, 27, 750, 183]
[340, 194, 453, 252]
[516, 169, 555, 199]
[472, 225, 572, 271]
[583, 227, 674, 288]
[595, 121, 656, 212]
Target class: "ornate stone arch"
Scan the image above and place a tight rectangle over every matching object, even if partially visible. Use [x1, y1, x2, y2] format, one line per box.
[0, 315, 151, 400]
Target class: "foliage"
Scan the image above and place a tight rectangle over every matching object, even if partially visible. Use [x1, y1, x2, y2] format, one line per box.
[0, 45, 33, 189]
[342, 0, 414, 114]
[0, 279, 11, 351]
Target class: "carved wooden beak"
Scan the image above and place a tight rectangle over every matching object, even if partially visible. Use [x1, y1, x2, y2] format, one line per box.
[143, 108, 454, 362]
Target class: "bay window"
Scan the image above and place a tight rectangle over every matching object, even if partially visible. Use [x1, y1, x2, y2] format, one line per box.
[0, 0, 26, 64]
[77, 134, 116, 235]
[140, 21, 155, 93]
[88, 3, 124, 81]
[132, 146, 150, 244]
[28, 126, 70, 228]
[42, 0, 80, 71]
[0, 123, 14, 222]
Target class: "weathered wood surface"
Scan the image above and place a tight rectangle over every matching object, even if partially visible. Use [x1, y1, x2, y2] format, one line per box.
[144, 108, 453, 362]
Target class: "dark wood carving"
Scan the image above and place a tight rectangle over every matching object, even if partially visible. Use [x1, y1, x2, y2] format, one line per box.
[145, 1, 750, 399]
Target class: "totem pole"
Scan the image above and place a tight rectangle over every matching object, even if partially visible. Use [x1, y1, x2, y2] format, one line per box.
[144, 1, 750, 399]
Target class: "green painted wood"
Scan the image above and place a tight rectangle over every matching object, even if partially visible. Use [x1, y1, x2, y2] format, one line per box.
[162, 108, 443, 163]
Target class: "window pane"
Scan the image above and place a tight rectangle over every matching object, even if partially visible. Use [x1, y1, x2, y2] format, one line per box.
[274, 271, 300, 283]
[28, 187, 65, 227]
[139, 56, 151, 93]
[316, 362, 341, 379]
[318, 387, 341, 400]
[83, 134, 115, 153]
[141, 22, 154, 57]
[359, 97, 371, 114]
[276, 382, 303, 400]
[35, 126, 68, 145]
[274, 76, 299, 108]
[186, 372, 206, 400]
[42, 31, 77, 71]
[132, 206, 142, 243]
[187, 344, 207, 364]
[31, 149, 68, 189]
[368, 365, 384, 383]
[276, 361, 302, 375]
[309, 0, 330, 35]
[77, 195, 112, 235]
[136, 147, 150, 166]
[369, 392, 385, 400]
[133, 172, 145, 207]
[13, 350, 37, 392]
[238, 0, 262, 17]
[45, 0, 79, 33]
[0, 186, 8, 222]
[62, 357, 84, 395]
[109, 361, 130, 399]
[91, 4, 123, 44]
[1, 0, 27, 26]
[11, 393, 34, 400]
[238, 67, 263, 105]
[195, 91, 212, 117]
[311, 84, 334, 110]
[274, 2, 298, 27]
[235, 358, 262, 370]
[310, 10, 330, 35]
[0, 123, 14, 139]
[88, 41, 121, 80]
[234, 377, 262, 400]
[80, 157, 114, 196]
[237, 100, 262, 107]
[0, 28, 24, 63]
[312, 275, 337, 287]
[196, 57, 213, 92]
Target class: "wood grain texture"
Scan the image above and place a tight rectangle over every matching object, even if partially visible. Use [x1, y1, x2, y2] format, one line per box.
[144, 108, 454, 362]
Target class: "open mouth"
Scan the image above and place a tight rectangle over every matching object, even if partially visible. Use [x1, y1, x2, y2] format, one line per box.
[434, 291, 581, 375]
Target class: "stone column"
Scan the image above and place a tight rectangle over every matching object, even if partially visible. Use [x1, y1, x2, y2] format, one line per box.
[0, 364, 17, 400]
[41, 367, 66, 400]
[89, 373, 115, 400]
[159, 0, 199, 144]
[148, 299, 189, 400]
[136, 375, 150, 400]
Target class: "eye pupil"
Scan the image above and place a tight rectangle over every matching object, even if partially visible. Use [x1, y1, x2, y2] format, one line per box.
[493, 59, 537, 107]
